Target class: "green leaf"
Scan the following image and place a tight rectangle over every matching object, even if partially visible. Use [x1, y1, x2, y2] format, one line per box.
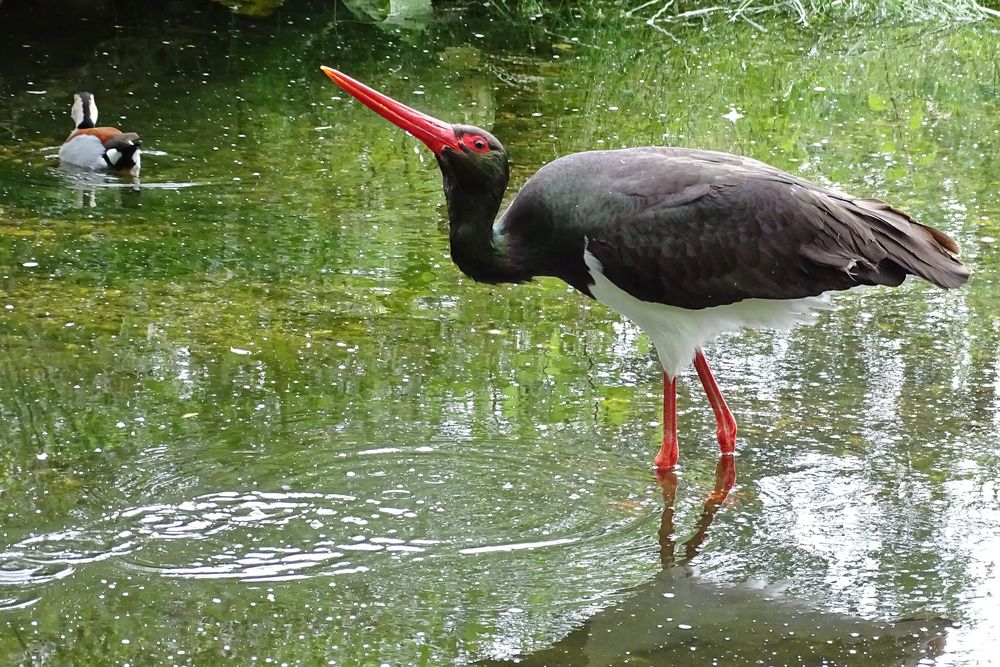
[886, 164, 908, 180]
[868, 91, 889, 111]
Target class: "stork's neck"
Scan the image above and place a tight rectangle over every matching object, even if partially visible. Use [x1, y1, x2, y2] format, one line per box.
[439, 159, 524, 285]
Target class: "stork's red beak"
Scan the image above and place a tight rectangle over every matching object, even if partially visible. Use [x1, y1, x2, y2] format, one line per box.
[321, 66, 461, 155]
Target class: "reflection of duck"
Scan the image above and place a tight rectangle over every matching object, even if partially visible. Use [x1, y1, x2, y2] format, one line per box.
[481, 458, 952, 666]
[58, 92, 141, 175]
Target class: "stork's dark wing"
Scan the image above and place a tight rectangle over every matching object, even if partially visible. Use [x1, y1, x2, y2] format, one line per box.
[567, 148, 969, 309]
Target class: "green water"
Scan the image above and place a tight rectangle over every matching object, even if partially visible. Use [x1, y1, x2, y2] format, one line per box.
[1, 2, 998, 665]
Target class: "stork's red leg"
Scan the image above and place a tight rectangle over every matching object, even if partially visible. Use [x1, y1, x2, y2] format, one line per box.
[654, 373, 679, 469]
[693, 349, 737, 455]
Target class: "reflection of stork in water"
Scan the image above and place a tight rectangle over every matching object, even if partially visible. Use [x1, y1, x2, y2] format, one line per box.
[482, 456, 951, 666]
[656, 456, 736, 569]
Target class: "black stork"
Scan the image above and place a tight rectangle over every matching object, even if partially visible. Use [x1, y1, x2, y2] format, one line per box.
[321, 66, 971, 470]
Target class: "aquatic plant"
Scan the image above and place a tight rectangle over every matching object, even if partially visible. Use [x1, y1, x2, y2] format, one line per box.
[622, 0, 1000, 30]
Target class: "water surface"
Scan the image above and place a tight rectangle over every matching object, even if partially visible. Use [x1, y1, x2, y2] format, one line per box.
[1, 2, 998, 665]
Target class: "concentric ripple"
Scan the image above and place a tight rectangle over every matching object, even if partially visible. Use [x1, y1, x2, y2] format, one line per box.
[1, 435, 665, 609]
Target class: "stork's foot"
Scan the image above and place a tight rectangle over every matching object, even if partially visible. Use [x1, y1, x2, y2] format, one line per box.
[654, 439, 679, 470]
[715, 413, 737, 456]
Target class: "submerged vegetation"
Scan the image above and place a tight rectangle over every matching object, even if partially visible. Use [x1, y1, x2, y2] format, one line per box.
[621, 0, 1000, 30]
[503, 0, 1000, 30]
[198, 0, 1000, 27]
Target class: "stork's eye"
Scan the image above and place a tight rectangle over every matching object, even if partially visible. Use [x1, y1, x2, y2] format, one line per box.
[461, 134, 490, 154]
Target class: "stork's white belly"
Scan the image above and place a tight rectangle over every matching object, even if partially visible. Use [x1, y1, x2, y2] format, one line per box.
[583, 248, 831, 377]
[58, 134, 108, 170]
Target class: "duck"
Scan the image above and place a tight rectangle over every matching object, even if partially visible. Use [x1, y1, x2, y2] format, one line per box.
[58, 92, 141, 175]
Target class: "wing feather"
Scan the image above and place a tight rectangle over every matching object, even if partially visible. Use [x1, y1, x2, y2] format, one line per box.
[569, 149, 970, 309]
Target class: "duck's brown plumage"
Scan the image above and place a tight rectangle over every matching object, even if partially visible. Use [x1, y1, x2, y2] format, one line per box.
[58, 93, 141, 173]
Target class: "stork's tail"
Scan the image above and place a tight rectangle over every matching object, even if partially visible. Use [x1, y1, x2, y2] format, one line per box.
[850, 198, 971, 289]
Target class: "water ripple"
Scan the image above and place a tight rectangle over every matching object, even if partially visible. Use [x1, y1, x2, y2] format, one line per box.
[0, 439, 660, 596]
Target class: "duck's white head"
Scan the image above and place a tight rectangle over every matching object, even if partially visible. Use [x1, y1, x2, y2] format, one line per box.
[71, 92, 98, 129]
